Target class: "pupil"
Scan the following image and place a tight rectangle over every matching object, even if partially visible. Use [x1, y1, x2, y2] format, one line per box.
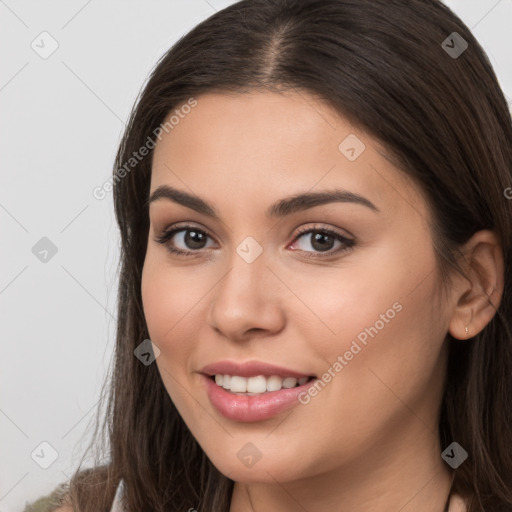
[185, 230, 206, 249]
[312, 232, 333, 252]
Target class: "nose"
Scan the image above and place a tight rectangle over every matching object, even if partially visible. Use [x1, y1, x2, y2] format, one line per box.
[206, 245, 286, 341]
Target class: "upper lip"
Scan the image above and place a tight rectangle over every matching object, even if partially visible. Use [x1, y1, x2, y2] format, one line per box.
[200, 360, 315, 379]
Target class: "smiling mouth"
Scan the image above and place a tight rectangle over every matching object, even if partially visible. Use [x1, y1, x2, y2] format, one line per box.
[210, 374, 316, 395]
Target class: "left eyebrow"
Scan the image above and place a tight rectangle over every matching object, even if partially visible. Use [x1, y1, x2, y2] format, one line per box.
[267, 188, 380, 217]
[146, 185, 380, 219]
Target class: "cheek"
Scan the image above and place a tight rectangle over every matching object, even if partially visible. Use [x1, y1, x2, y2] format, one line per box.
[140, 255, 208, 397]
[140, 255, 206, 415]
[141, 251, 207, 344]
[285, 265, 445, 470]
[306, 241, 444, 402]
[301, 249, 409, 358]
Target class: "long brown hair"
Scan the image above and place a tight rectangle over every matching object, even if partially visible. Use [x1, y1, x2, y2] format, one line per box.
[67, 0, 512, 510]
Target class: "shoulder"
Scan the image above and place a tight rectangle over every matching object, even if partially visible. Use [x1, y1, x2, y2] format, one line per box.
[23, 465, 119, 512]
[22, 482, 72, 512]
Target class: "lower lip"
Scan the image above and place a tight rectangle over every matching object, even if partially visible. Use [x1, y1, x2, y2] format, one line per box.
[202, 374, 317, 422]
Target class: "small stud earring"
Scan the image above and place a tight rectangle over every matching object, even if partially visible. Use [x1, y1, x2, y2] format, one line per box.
[465, 325, 469, 335]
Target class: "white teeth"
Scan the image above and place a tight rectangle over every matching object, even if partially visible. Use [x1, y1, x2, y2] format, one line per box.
[247, 376, 267, 393]
[213, 374, 311, 393]
[230, 376, 247, 393]
[266, 375, 282, 392]
[282, 377, 298, 389]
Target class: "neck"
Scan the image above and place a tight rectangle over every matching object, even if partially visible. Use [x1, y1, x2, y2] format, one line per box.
[229, 423, 454, 512]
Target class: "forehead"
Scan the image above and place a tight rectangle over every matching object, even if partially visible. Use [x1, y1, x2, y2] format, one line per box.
[150, 91, 428, 222]
[153, 90, 350, 167]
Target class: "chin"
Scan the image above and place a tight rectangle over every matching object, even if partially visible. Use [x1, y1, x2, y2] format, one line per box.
[205, 446, 309, 483]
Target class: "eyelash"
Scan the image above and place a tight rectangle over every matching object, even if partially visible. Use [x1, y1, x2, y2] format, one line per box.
[154, 223, 355, 259]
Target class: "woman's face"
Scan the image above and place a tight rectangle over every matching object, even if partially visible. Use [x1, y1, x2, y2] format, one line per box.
[142, 90, 453, 483]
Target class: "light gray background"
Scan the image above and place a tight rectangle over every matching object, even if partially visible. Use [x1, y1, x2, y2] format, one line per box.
[1, 1, 511, 510]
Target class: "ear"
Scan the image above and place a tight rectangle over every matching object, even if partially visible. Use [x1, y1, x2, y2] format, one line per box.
[448, 230, 505, 340]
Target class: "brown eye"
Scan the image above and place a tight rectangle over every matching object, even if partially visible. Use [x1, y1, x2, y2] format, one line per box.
[155, 224, 215, 256]
[180, 229, 209, 250]
[290, 226, 355, 258]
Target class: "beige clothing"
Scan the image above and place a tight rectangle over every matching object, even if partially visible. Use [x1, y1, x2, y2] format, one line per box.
[23, 479, 468, 512]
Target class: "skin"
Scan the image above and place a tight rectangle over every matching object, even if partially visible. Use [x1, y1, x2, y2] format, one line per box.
[141, 90, 504, 512]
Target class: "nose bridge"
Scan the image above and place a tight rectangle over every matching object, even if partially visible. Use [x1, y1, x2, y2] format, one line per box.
[206, 233, 285, 338]
[217, 234, 269, 304]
